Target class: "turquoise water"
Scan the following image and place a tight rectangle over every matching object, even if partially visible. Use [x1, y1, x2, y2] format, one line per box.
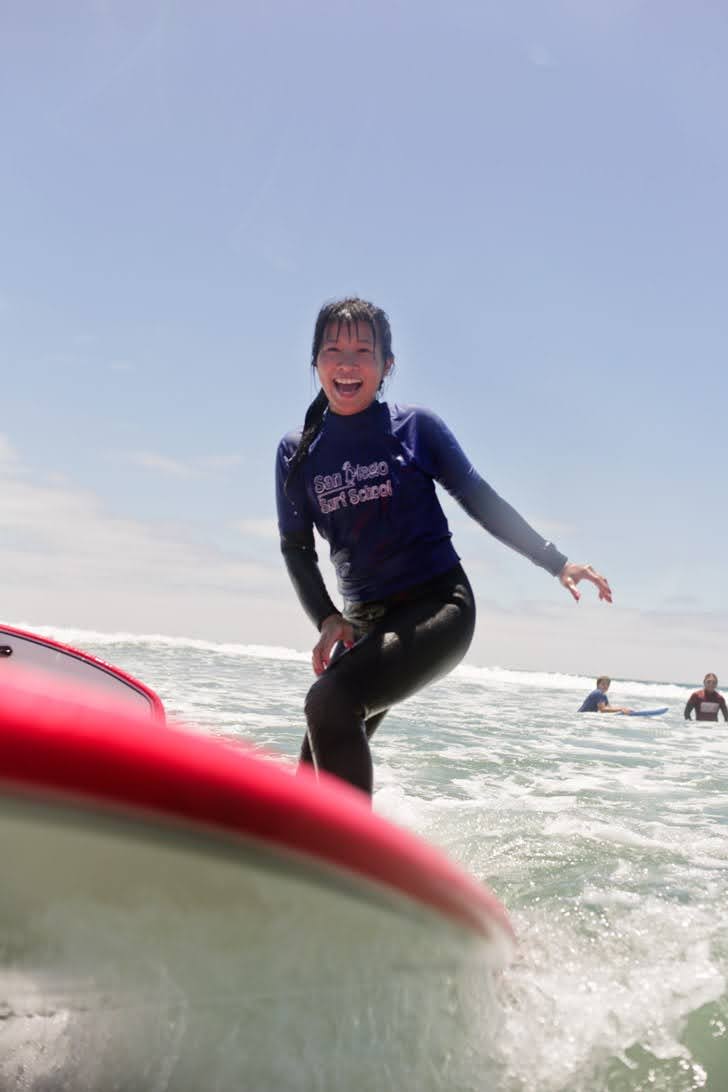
[27, 626, 728, 1091]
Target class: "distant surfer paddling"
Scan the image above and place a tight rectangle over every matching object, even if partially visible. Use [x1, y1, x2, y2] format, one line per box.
[578, 676, 633, 715]
[684, 674, 727, 722]
[276, 298, 612, 796]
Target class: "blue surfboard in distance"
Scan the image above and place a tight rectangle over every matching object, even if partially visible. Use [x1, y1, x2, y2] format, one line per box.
[626, 706, 669, 717]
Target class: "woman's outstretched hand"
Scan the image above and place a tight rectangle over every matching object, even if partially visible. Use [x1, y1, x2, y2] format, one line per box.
[312, 613, 356, 676]
[559, 562, 613, 604]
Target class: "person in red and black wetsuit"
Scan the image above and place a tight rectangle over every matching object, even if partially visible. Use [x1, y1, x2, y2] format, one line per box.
[684, 673, 728, 722]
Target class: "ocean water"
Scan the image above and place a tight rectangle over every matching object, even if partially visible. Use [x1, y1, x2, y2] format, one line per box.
[21, 625, 728, 1091]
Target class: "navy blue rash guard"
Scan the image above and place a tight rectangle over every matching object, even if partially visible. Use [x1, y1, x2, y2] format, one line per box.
[275, 401, 568, 628]
[578, 689, 609, 712]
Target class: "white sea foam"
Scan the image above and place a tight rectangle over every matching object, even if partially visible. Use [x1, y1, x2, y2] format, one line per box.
[8, 622, 310, 663]
[8, 621, 696, 696]
[453, 661, 692, 700]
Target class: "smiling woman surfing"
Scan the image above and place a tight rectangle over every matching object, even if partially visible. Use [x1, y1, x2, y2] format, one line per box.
[275, 297, 612, 796]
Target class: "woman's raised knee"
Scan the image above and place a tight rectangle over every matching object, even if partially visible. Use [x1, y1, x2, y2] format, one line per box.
[305, 673, 358, 723]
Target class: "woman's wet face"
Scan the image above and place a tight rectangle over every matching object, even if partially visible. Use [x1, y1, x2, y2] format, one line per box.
[316, 319, 391, 416]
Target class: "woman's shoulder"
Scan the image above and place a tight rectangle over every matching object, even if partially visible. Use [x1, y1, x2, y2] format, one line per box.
[276, 430, 303, 476]
[387, 403, 454, 442]
[277, 428, 303, 455]
[388, 402, 448, 428]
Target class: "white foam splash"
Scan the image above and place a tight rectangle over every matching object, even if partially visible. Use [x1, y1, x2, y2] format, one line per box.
[7, 623, 310, 664]
[7, 621, 695, 695]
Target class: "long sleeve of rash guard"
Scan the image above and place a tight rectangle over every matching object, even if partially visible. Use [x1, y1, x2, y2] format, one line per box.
[454, 474, 568, 576]
[280, 530, 339, 630]
[416, 409, 568, 577]
[276, 435, 339, 630]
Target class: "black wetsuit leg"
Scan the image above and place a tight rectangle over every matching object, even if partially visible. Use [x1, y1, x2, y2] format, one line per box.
[298, 565, 476, 795]
[299, 708, 387, 767]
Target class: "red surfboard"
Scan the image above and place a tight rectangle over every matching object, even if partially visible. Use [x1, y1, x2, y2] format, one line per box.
[0, 665, 513, 1089]
[0, 622, 165, 720]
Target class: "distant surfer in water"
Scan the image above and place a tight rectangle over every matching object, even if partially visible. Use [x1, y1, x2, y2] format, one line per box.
[684, 674, 728, 722]
[578, 676, 633, 715]
[276, 298, 612, 796]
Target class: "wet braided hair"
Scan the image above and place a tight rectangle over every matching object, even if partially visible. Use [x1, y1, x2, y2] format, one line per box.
[284, 298, 393, 495]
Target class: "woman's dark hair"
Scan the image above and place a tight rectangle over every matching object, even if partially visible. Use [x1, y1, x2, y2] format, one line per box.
[284, 298, 393, 495]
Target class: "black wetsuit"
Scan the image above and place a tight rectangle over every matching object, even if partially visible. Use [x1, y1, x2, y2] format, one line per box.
[275, 402, 567, 795]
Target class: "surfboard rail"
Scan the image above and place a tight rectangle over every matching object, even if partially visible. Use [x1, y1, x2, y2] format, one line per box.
[0, 622, 165, 720]
[0, 669, 512, 949]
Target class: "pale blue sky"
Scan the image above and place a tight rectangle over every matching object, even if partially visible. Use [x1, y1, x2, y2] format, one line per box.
[2, 2, 726, 682]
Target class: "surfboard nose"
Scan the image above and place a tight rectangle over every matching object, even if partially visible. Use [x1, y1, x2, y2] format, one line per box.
[0, 623, 165, 720]
[0, 671, 514, 1091]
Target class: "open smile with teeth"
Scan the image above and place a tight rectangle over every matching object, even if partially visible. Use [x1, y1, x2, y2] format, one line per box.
[334, 377, 364, 395]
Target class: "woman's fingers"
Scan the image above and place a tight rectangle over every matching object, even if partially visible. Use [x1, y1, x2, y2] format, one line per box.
[312, 634, 333, 676]
[583, 564, 613, 603]
[559, 562, 613, 604]
[312, 617, 355, 675]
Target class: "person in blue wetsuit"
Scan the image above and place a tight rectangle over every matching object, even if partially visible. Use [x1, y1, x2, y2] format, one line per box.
[276, 297, 613, 797]
[578, 676, 633, 714]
